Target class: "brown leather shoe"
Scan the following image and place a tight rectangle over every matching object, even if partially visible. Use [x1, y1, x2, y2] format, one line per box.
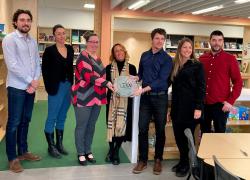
[9, 159, 23, 173]
[18, 152, 41, 161]
[153, 159, 162, 175]
[132, 161, 147, 174]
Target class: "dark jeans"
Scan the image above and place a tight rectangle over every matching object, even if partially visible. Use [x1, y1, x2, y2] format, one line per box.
[172, 122, 196, 164]
[6, 87, 35, 161]
[138, 94, 168, 162]
[200, 103, 229, 133]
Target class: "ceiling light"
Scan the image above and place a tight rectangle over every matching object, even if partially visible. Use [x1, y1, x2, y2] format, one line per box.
[192, 5, 224, 15]
[83, 3, 95, 9]
[234, 0, 250, 4]
[128, 0, 150, 10]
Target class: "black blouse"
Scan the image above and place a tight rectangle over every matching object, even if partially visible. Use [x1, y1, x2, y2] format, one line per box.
[170, 60, 206, 123]
[42, 44, 74, 95]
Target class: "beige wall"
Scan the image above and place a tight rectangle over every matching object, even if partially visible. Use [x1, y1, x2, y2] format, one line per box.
[11, 0, 38, 39]
[0, 0, 37, 38]
[0, 0, 13, 33]
[113, 31, 151, 69]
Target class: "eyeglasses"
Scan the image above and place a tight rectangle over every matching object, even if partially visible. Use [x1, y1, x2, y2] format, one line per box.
[88, 41, 99, 44]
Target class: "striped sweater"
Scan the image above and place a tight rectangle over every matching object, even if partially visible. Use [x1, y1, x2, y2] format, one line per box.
[72, 50, 108, 107]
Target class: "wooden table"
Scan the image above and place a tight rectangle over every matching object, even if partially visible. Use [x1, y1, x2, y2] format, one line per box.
[198, 133, 250, 159]
[205, 158, 250, 180]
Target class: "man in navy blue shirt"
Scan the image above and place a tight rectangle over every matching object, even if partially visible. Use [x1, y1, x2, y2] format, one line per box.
[132, 28, 173, 175]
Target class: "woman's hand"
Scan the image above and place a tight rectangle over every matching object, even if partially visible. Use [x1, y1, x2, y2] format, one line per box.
[107, 81, 115, 92]
[194, 109, 202, 119]
[133, 87, 143, 96]
[129, 75, 139, 82]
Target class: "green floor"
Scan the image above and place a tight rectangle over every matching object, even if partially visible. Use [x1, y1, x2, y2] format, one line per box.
[0, 101, 129, 171]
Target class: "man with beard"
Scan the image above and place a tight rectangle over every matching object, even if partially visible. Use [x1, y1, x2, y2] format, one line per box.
[199, 30, 242, 133]
[2, 9, 41, 173]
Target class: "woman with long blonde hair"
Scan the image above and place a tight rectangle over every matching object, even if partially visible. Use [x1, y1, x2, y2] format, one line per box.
[170, 38, 205, 177]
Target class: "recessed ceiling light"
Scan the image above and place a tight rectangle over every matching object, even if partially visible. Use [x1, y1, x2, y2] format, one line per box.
[234, 0, 250, 4]
[192, 5, 224, 15]
[128, 0, 150, 10]
[84, 3, 95, 9]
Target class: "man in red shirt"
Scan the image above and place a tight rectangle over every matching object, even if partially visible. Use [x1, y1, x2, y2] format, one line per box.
[199, 30, 242, 133]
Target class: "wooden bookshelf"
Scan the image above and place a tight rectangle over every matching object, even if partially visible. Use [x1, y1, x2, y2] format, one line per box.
[241, 73, 250, 88]
[0, 36, 8, 141]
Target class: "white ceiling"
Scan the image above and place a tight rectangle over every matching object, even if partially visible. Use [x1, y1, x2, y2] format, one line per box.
[38, 0, 94, 10]
[111, 0, 250, 19]
[38, 0, 250, 19]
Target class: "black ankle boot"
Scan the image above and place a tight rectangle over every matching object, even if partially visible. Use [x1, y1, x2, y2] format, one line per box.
[56, 129, 68, 155]
[45, 132, 61, 158]
[105, 148, 114, 162]
[112, 146, 120, 165]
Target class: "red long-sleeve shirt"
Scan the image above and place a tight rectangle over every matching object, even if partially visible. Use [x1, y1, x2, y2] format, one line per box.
[199, 50, 242, 105]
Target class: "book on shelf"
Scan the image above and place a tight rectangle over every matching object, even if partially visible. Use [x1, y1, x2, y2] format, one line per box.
[38, 44, 45, 52]
[38, 33, 46, 41]
[72, 44, 80, 53]
[72, 35, 79, 43]
[80, 36, 86, 44]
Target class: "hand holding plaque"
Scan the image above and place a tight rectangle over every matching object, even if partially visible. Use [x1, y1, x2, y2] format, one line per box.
[114, 76, 140, 97]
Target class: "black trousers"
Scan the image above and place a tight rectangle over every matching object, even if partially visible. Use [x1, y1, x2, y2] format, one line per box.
[172, 122, 196, 164]
[200, 103, 229, 133]
[138, 94, 168, 162]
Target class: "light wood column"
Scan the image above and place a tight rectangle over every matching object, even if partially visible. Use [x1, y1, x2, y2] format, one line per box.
[94, 0, 112, 66]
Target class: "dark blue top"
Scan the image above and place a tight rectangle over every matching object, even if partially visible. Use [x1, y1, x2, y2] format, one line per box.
[138, 48, 173, 92]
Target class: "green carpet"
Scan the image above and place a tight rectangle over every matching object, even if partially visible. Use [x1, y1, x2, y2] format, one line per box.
[0, 101, 129, 171]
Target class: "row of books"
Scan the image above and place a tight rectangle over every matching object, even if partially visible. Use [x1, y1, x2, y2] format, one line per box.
[38, 32, 70, 43]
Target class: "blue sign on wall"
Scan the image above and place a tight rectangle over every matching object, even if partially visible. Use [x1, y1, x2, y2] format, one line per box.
[0, 24, 5, 32]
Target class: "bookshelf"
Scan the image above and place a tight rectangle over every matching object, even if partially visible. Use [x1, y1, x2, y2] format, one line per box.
[37, 27, 71, 56]
[36, 27, 93, 100]
[0, 36, 8, 141]
[165, 34, 243, 61]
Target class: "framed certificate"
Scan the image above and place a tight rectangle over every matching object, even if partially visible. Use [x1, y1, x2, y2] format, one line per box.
[114, 76, 139, 97]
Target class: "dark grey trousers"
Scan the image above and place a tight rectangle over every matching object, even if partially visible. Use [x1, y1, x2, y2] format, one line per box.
[74, 105, 101, 155]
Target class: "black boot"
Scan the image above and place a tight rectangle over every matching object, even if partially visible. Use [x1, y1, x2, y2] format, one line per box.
[105, 142, 114, 162]
[45, 132, 61, 158]
[56, 129, 68, 155]
[112, 145, 121, 165]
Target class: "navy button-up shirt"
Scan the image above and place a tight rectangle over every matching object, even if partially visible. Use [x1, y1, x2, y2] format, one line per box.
[138, 48, 173, 92]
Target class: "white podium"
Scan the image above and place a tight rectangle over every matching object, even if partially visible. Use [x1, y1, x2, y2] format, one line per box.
[121, 96, 140, 163]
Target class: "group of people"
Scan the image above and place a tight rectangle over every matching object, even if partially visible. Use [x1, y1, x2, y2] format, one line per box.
[2, 8, 243, 178]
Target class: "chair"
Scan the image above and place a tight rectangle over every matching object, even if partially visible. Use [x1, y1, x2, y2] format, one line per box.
[184, 128, 202, 180]
[213, 155, 241, 180]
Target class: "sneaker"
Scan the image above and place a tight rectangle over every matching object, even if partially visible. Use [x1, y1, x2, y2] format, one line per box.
[153, 159, 162, 175]
[18, 152, 41, 161]
[9, 159, 23, 173]
[132, 161, 147, 174]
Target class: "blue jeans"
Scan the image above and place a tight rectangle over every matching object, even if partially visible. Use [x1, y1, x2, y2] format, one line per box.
[44, 81, 71, 133]
[138, 94, 168, 162]
[6, 87, 35, 161]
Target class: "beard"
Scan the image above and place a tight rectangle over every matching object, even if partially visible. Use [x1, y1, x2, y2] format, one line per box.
[18, 26, 30, 33]
[211, 45, 222, 53]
